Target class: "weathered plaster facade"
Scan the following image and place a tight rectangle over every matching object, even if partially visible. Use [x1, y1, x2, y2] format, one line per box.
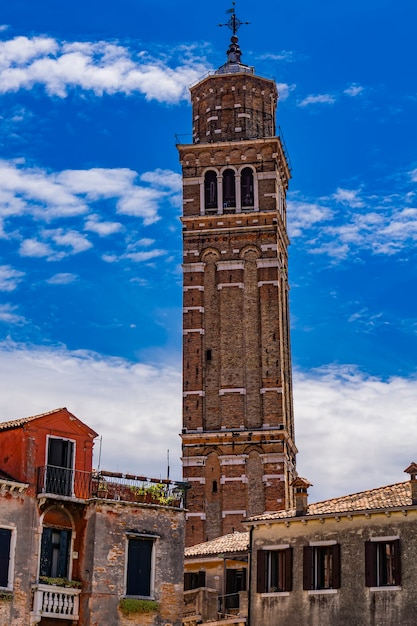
[0, 409, 185, 626]
[247, 476, 417, 626]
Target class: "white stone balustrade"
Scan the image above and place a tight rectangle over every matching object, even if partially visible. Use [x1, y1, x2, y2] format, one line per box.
[31, 584, 81, 623]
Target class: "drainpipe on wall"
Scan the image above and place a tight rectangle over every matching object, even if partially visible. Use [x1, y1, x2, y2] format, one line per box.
[247, 525, 253, 626]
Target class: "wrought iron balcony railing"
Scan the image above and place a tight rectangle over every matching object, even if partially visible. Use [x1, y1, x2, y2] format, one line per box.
[36, 465, 188, 507]
[36, 465, 92, 499]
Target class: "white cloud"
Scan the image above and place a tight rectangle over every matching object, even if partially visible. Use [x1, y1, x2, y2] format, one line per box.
[19, 229, 92, 260]
[276, 82, 296, 101]
[0, 341, 415, 500]
[257, 51, 297, 62]
[140, 169, 182, 192]
[287, 200, 334, 238]
[0, 36, 209, 103]
[0, 265, 24, 291]
[19, 238, 53, 258]
[0, 342, 182, 480]
[289, 180, 417, 259]
[0, 304, 25, 324]
[84, 215, 123, 236]
[294, 365, 417, 502]
[333, 187, 365, 208]
[298, 93, 336, 107]
[46, 273, 78, 285]
[0, 162, 181, 243]
[344, 83, 364, 97]
[45, 228, 92, 255]
[409, 168, 417, 182]
[125, 249, 166, 262]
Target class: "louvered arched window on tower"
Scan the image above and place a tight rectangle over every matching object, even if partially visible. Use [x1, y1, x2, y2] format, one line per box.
[241, 167, 254, 207]
[223, 169, 236, 209]
[204, 170, 218, 212]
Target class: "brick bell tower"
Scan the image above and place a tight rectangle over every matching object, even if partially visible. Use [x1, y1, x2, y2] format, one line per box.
[178, 9, 297, 546]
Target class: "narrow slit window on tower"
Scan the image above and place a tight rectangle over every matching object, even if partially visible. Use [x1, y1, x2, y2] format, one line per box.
[241, 167, 254, 207]
[204, 170, 218, 212]
[212, 480, 218, 493]
[223, 169, 236, 209]
[206, 349, 212, 361]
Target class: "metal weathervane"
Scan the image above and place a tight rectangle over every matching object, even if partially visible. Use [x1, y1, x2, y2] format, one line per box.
[218, 2, 250, 36]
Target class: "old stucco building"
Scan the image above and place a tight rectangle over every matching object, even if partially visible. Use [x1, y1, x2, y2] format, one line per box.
[0, 408, 185, 626]
[178, 9, 296, 548]
[247, 466, 417, 626]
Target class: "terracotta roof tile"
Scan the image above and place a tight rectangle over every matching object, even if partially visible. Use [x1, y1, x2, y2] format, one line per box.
[248, 481, 412, 523]
[0, 408, 67, 431]
[185, 531, 249, 558]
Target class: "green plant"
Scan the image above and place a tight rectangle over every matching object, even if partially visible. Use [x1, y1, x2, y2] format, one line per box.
[39, 576, 82, 589]
[0, 591, 12, 601]
[119, 598, 159, 616]
[130, 483, 175, 505]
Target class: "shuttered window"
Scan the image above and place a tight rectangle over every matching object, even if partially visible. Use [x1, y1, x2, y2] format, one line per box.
[40, 527, 71, 579]
[184, 570, 206, 591]
[204, 171, 218, 211]
[303, 544, 341, 590]
[0, 529, 12, 588]
[256, 548, 292, 593]
[126, 537, 154, 597]
[365, 539, 401, 587]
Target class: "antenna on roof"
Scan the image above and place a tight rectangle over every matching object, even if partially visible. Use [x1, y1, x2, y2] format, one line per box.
[97, 435, 103, 471]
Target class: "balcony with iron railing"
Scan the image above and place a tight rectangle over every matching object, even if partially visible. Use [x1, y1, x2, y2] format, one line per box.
[36, 465, 187, 507]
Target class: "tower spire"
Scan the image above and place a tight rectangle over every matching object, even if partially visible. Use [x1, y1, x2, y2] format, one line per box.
[217, 3, 252, 72]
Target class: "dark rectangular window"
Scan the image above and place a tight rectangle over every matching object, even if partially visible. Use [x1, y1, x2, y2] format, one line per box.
[126, 537, 154, 597]
[46, 438, 74, 496]
[0, 528, 12, 588]
[40, 527, 71, 579]
[365, 539, 401, 587]
[257, 548, 292, 593]
[184, 570, 206, 591]
[303, 544, 341, 590]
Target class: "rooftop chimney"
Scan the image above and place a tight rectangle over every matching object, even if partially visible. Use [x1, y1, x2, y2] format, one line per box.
[292, 476, 312, 516]
[404, 462, 417, 505]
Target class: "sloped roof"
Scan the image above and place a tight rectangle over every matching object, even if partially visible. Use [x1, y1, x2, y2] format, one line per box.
[0, 407, 98, 438]
[248, 480, 412, 523]
[185, 531, 250, 558]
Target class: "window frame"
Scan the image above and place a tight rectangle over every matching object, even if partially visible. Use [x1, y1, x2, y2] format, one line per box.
[240, 167, 254, 208]
[39, 526, 72, 580]
[365, 537, 401, 589]
[124, 533, 158, 599]
[45, 435, 76, 497]
[303, 542, 341, 592]
[222, 168, 237, 210]
[256, 546, 293, 594]
[204, 170, 218, 213]
[184, 570, 206, 591]
[0, 526, 15, 591]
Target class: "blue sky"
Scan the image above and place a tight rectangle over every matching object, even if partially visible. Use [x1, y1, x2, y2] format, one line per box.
[0, 0, 416, 502]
